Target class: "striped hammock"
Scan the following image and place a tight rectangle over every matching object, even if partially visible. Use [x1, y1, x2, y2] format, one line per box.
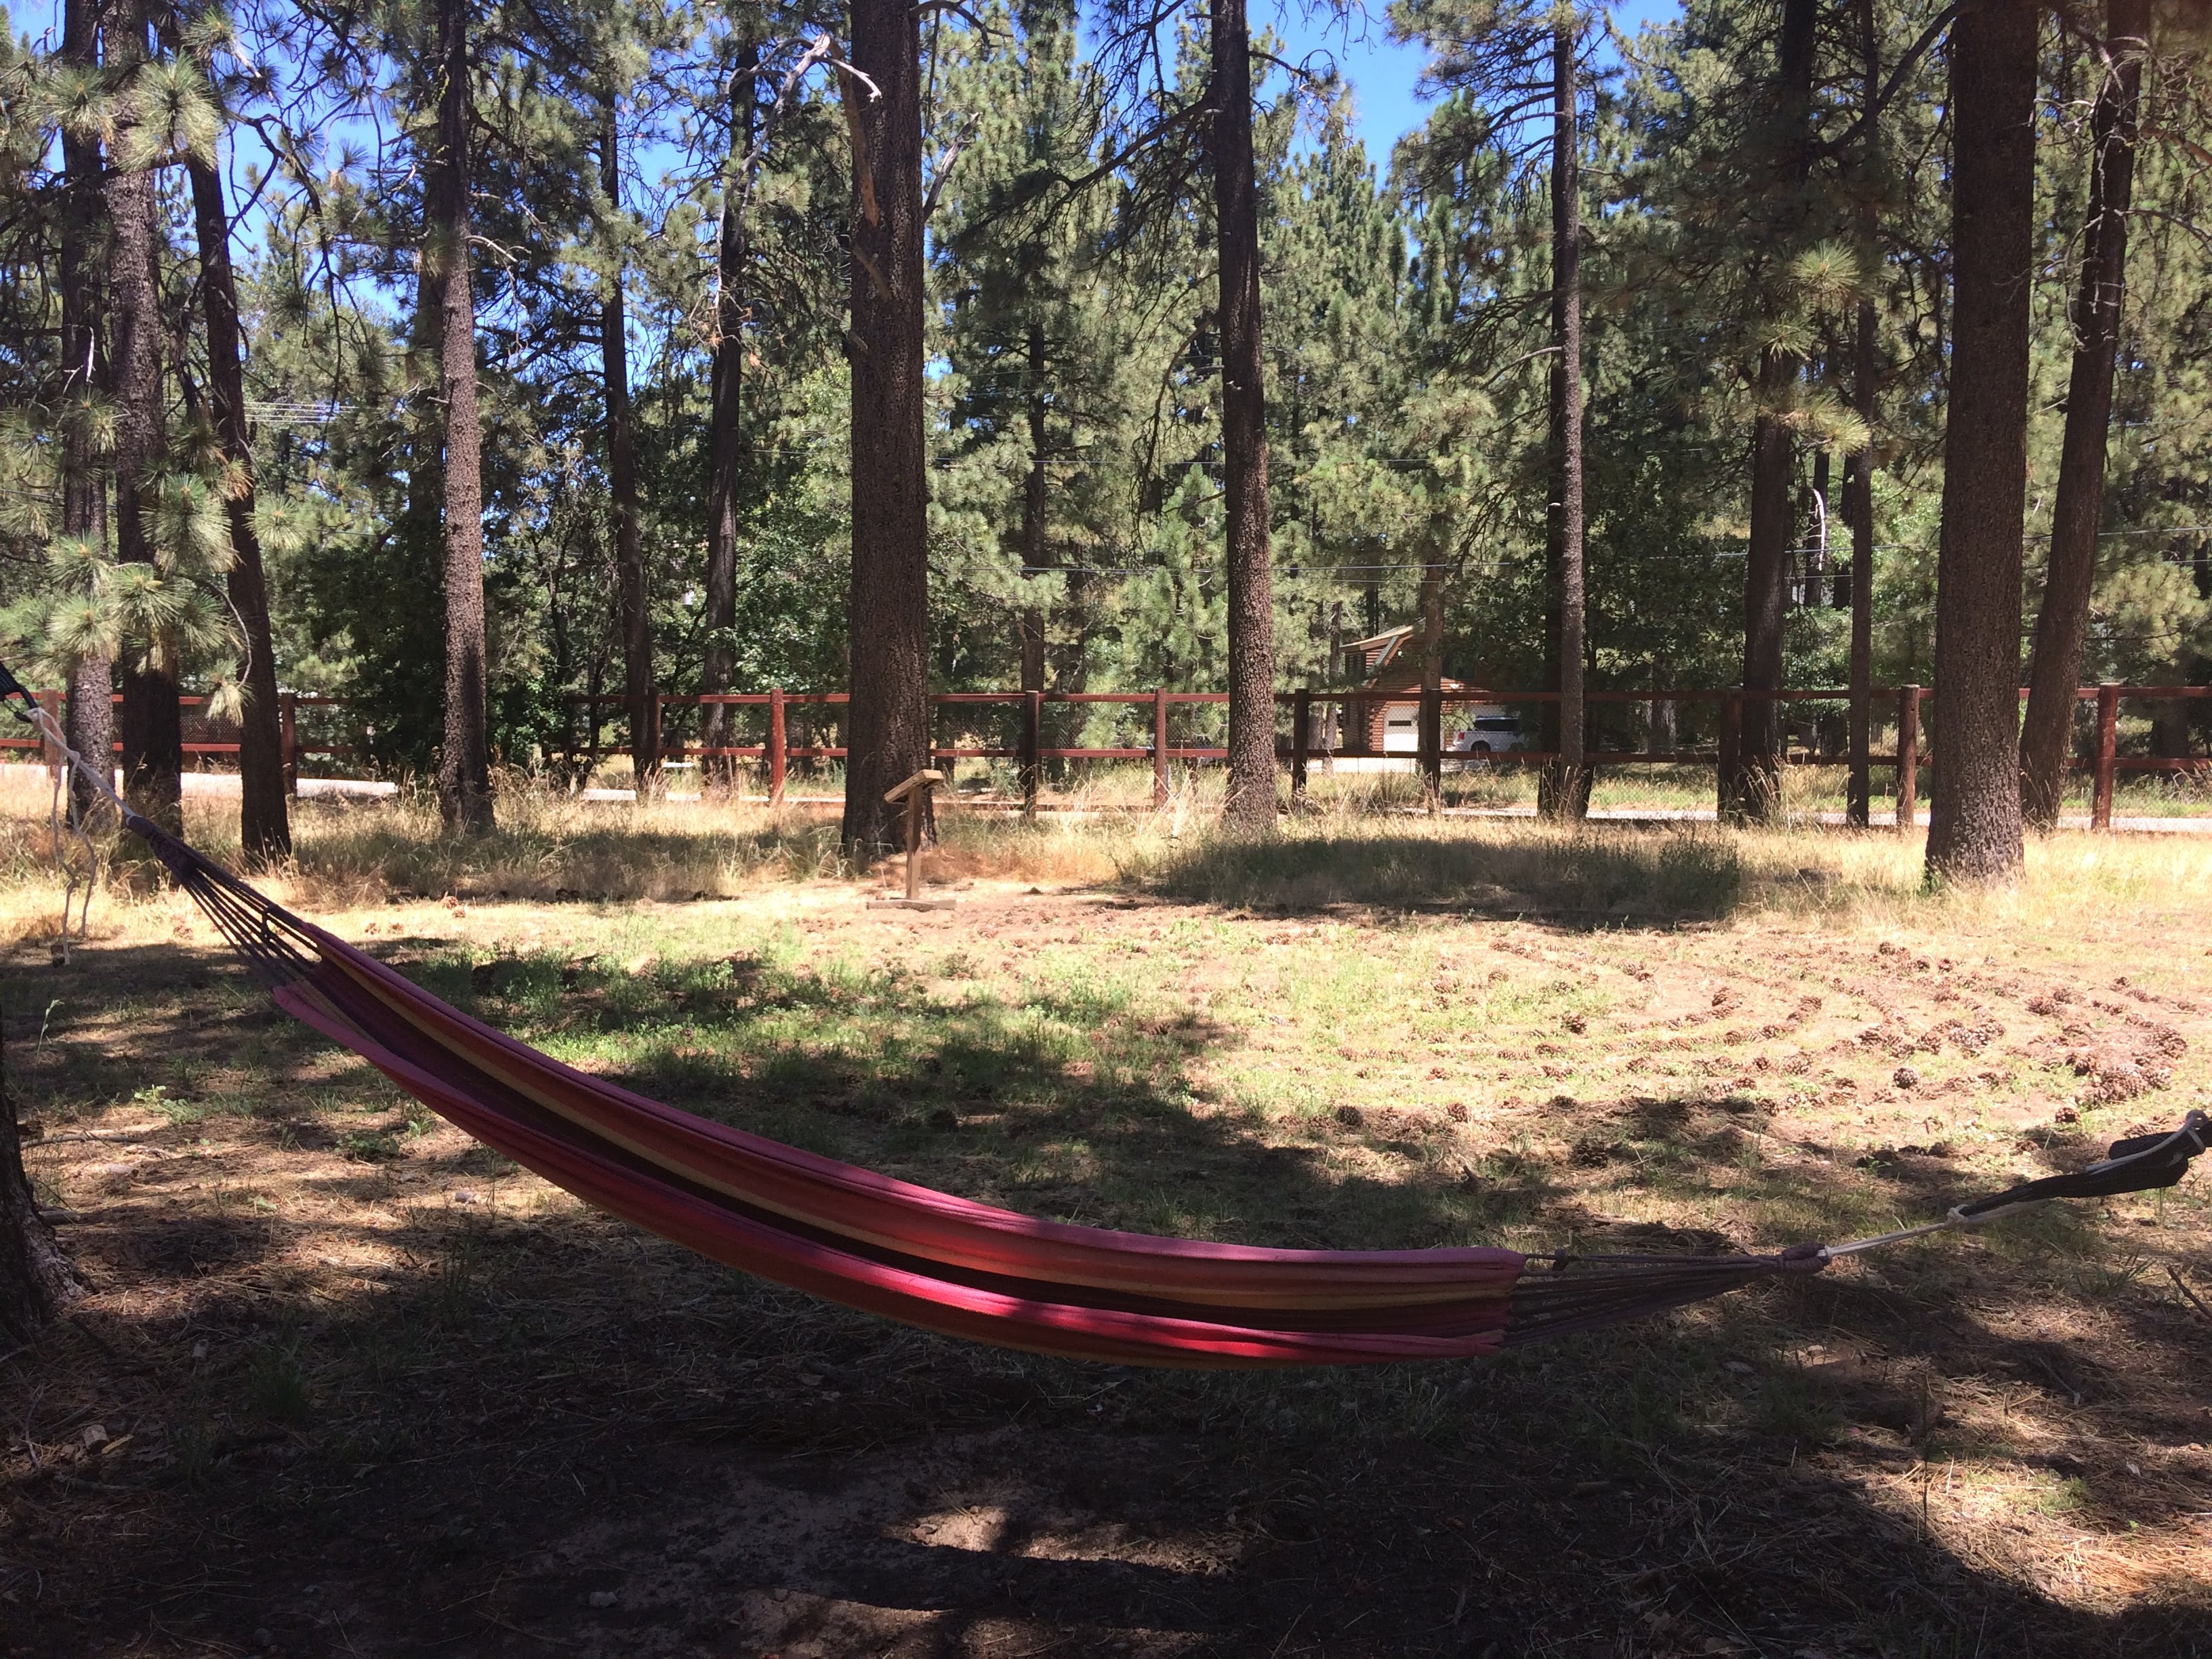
[8, 684, 2205, 1368]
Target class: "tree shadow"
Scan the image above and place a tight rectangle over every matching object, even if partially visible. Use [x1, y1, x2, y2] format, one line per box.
[2, 931, 2207, 1657]
[1132, 829, 1744, 926]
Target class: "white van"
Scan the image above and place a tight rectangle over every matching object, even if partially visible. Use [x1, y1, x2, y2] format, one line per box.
[1448, 706, 1528, 756]
[1380, 703, 1528, 756]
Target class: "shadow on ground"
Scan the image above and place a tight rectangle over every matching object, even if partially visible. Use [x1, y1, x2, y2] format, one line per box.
[3, 931, 2207, 1657]
[1133, 830, 1744, 924]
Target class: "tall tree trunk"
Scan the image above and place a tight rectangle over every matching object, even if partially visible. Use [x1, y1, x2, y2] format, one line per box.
[1210, 0, 1277, 831]
[1539, 18, 1587, 822]
[429, 0, 493, 832]
[2020, 0, 2148, 828]
[1847, 0, 1880, 827]
[1927, 0, 2037, 882]
[1647, 661, 1675, 754]
[841, 0, 933, 855]
[1735, 371, 1793, 818]
[402, 265, 449, 770]
[107, 0, 180, 834]
[1418, 544, 1444, 811]
[1847, 316, 1878, 823]
[2149, 697, 2190, 758]
[58, 0, 112, 830]
[701, 42, 757, 792]
[1, 999, 83, 1343]
[602, 100, 653, 796]
[185, 148, 290, 860]
[1732, 0, 1818, 821]
[1019, 319, 1050, 700]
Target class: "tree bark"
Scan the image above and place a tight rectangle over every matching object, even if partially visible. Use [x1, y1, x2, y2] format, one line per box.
[107, 0, 181, 835]
[1019, 314, 1051, 733]
[1847, 0, 1880, 828]
[2020, 0, 2148, 828]
[1015, 315, 1049, 687]
[1418, 545, 1444, 811]
[602, 99, 653, 796]
[2149, 698, 2190, 758]
[1647, 662, 1675, 754]
[429, 0, 494, 833]
[701, 42, 758, 791]
[1732, 0, 1818, 821]
[1846, 366, 1877, 823]
[1927, 0, 2036, 883]
[1538, 18, 1587, 822]
[1209, 0, 1277, 832]
[1, 1000, 83, 1345]
[58, 0, 113, 831]
[186, 147, 291, 860]
[841, 0, 933, 856]
[1735, 369, 1794, 818]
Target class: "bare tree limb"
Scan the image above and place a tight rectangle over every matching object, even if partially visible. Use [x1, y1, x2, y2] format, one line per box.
[838, 62, 882, 228]
[924, 112, 981, 223]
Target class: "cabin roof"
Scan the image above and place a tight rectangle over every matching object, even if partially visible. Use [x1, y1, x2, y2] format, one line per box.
[1343, 625, 1416, 655]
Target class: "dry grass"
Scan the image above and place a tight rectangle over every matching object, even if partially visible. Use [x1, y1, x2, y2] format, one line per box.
[3, 768, 2209, 1656]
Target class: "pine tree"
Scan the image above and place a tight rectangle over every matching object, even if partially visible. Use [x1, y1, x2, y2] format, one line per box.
[1209, 0, 1277, 829]
[177, 16, 289, 859]
[1730, 0, 1816, 820]
[701, 33, 760, 785]
[108, 0, 183, 834]
[842, 0, 934, 855]
[601, 85, 653, 794]
[1392, 0, 1596, 819]
[1927, 0, 2036, 882]
[1540, 10, 1586, 821]
[2020, 0, 2150, 827]
[427, 0, 494, 832]
[1844, 0, 1881, 825]
[56, 0, 114, 832]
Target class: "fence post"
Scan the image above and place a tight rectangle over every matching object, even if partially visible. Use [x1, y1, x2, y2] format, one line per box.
[768, 687, 787, 804]
[1291, 688, 1310, 808]
[279, 691, 298, 796]
[1896, 684, 1919, 832]
[1152, 687, 1168, 809]
[2093, 680, 2120, 830]
[1021, 689, 1042, 820]
[1716, 691, 1742, 818]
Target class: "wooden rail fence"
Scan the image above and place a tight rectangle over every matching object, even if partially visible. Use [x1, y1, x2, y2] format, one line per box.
[7, 682, 2207, 831]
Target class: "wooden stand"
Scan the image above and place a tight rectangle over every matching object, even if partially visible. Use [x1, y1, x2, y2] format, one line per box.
[868, 769, 956, 910]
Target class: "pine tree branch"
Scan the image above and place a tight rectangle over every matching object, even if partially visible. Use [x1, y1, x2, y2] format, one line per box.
[1813, 5, 1957, 161]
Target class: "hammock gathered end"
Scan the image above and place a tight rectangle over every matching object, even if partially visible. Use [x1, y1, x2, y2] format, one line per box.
[5, 676, 2205, 1369]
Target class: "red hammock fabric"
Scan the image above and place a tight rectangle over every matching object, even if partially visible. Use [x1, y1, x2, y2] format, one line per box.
[117, 814, 1857, 1367]
[276, 925, 1528, 1366]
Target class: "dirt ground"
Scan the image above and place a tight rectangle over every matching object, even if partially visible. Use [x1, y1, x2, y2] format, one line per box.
[3, 849, 2210, 1658]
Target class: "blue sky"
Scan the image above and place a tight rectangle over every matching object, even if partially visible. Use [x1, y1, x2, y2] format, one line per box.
[2, 0, 1689, 190]
[1265, 0, 1685, 161]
